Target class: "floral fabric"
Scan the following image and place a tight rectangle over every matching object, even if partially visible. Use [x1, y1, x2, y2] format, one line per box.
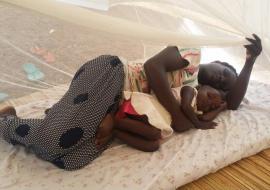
[122, 48, 201, 93]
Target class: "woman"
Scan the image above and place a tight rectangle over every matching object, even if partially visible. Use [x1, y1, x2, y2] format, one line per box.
[0, 34, 262, 170]
[112, 34, 261, 152]
[144, 34, 262, 132]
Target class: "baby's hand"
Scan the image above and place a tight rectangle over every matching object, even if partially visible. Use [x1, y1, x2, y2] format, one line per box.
[195, 121, 217, 130]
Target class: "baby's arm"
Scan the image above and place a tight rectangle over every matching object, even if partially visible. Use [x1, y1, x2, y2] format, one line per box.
[198, 102, 227, 121]
[181, 86, 217, 129]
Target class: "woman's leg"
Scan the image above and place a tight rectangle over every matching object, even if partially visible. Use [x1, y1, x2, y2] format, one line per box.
[51, 136, 110, 170]
[38, 55, 125, 168]
[58, 115, 161, 170]
[1, 55, 125, 170]
[0, 115, 44, 147]
[114, 129, 159, 152]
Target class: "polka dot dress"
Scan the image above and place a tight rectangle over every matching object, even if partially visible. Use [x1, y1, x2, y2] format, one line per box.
[0, 55, 124, 170]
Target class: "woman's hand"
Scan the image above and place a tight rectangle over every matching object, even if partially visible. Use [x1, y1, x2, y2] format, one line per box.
[245, 34, 262, 62]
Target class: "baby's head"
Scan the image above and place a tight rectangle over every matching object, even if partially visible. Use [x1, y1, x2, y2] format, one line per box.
[196, 85, 224, 113]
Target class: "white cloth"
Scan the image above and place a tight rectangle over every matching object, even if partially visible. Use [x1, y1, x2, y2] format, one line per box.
[123, 91, 173, 139]
[122, 86, 199, 139]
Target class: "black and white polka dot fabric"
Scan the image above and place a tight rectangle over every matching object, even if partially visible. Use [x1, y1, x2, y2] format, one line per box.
[0, 55, 124, 170]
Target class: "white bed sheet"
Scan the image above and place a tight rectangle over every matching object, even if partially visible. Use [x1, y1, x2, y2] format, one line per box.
[1, 81, 270, 190]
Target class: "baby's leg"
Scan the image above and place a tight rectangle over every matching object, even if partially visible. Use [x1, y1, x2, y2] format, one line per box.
[53, 113, 114, 170]
[115, 118, 161, 141]
[114, 129, 159, 152]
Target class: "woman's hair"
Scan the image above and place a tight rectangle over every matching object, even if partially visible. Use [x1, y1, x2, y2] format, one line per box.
[215, 61, 238, 77]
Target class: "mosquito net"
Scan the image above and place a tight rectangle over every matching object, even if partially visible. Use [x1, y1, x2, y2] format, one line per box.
[0, 0, 269, 103]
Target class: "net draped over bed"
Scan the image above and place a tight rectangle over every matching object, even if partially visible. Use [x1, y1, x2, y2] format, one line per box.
[0, 0, 269, 102]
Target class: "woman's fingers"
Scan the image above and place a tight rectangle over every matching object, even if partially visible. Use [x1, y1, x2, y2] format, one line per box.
[245, 34, 262, 53]
[246, 37, 257, 46]
[244, 43, 262, 57]
[245, 44, 259, 53]
[252, 33, 261, 42]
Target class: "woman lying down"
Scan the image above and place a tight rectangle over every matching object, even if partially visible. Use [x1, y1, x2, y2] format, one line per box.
[0, 35, 262, 170]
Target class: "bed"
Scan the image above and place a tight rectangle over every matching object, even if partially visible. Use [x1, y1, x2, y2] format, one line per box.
[1, 80, 270, 190]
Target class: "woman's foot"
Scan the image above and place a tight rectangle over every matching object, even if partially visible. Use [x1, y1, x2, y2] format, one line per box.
[0, 106, 17, 117]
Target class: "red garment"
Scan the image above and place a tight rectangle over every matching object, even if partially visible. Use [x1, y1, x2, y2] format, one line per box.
[115, 98, 140, 119]
[115, 97, 151, 126]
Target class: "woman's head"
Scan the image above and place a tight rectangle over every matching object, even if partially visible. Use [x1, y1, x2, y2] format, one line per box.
[196, 85, 224, 112]
[198, 61, 237, 91]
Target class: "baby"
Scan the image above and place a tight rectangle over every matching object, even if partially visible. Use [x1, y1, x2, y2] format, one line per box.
[178, 85, 227, 130]
[180, 85, 227, 129]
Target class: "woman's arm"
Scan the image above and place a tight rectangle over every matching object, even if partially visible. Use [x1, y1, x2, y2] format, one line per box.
[226, 34, 262, 110]
[198, 102, 227, 121]
[144, 46, 189, 116]
[181, 86, 217, 129]
[144, 46, 193, 132]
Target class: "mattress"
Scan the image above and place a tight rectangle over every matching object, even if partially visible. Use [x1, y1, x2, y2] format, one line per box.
[0, 80, 270, 190]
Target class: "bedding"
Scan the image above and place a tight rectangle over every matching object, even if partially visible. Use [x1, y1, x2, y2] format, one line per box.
[0, 80, 270, 190]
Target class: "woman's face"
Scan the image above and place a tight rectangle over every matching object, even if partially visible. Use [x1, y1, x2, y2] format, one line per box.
[198, 61, 237, 91]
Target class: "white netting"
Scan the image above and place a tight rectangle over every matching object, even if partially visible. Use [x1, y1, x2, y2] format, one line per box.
[0, 0, 269, 102]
